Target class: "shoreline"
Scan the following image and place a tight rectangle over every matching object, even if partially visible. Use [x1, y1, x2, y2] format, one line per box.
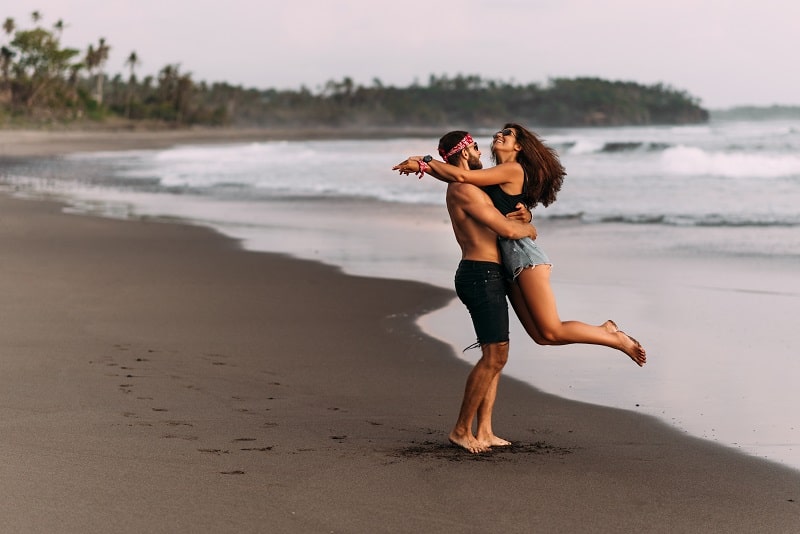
[1, 131, 799, 531]
[0, 126, 449, 157]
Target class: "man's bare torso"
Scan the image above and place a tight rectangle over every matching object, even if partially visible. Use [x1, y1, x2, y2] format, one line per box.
[446, 182, 502, 264]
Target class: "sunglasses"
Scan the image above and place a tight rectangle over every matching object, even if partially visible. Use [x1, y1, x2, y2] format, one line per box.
[494, 128, 516, 139]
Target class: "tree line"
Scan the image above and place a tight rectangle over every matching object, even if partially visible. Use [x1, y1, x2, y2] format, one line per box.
[1, 12, 708, 128]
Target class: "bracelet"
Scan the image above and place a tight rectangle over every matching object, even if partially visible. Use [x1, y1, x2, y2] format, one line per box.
[416, 159, 430, 179]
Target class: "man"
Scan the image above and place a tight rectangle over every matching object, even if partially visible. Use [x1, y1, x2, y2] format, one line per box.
[394, 132, 536, 453]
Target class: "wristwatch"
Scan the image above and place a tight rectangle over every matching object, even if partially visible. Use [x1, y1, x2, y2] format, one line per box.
[422, 155, 433, 163]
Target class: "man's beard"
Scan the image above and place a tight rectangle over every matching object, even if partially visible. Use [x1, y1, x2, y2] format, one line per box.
[468, 155, 483, 170]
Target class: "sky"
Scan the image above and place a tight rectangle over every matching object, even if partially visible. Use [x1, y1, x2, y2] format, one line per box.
[5, 0, 800, 109]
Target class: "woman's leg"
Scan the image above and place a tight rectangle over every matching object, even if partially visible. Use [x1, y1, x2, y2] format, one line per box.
[513, 265, 646, 365]
[508, 281, 549, 344]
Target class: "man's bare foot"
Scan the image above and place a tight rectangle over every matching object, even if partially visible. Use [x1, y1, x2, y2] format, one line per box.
[615, 329, 647, 366]
[477, 434, 512, 448]
[449, 431, 488, 453]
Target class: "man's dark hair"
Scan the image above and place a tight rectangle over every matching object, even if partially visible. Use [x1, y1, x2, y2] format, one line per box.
[438, 131, 470, 165]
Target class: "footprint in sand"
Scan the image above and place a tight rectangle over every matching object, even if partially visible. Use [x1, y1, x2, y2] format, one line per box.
[198, 448, 230, 455]
[164, 420, 194, 428]
[205, 353, 234, 367]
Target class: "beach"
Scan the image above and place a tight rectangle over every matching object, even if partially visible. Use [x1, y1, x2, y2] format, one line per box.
[1, 129, 799, 532]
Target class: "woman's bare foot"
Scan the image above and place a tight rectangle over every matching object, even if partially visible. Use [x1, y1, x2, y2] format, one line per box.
[449, 431, 489, 453]
[603, 319, 619, 333]
[615, 329, 647, 366]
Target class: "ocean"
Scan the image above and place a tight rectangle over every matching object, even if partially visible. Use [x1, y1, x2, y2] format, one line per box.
[2, 118, 799, 470]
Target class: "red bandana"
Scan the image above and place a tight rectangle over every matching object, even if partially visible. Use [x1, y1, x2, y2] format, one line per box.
[439, 134, 474, 161]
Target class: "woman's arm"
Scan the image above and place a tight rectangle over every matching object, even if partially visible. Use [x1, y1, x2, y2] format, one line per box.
[393, 157, 522, 188]
[428, 159, 522, 188]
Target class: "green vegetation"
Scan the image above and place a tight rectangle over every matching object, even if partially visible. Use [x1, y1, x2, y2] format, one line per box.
[2, 12, 708, 129]
[710, 105, 800, 121]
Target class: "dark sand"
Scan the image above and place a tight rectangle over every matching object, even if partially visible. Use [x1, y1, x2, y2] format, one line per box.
[1, 130, 799, 532]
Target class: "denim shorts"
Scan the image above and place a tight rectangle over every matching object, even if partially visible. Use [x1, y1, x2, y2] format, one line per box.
[454, 260, 509, 347]
[498, 237, 552, 279]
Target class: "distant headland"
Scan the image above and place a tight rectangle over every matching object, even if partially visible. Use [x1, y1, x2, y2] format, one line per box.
[0, 11, 713, 129]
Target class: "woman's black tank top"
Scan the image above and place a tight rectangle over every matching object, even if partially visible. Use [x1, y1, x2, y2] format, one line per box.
[482, 184, 526, 215]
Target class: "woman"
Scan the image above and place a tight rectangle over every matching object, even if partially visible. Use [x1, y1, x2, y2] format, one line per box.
[394, 123, 646, 366]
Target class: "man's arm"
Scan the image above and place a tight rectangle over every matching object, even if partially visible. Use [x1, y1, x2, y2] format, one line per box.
[451, 184, 537, 240]
[507, 203, 532, 224]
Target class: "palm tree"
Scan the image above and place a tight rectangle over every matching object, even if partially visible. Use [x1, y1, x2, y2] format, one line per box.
[0, 45, 13, 100]
[2, 17, 15, 36]
[95, 37, 110, 104]
[84, 43, 98, 88]
[53, 19, 65, 38]
[175, 72, 193, 123]
[85, 37, 110, 104]
[1, 18, 15, 100]
[124, 51, 139, 118]
[124, 50, 139, 79]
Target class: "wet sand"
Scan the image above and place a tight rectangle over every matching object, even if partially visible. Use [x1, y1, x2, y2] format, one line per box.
[0, 126, 442, 157]
[1, 129, 799, 532]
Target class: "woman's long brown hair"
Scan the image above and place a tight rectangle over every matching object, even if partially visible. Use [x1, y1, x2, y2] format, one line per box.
[493, 123, 566, 208]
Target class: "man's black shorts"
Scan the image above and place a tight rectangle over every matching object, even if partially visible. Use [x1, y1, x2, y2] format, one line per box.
[454, 260, 509, 346]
